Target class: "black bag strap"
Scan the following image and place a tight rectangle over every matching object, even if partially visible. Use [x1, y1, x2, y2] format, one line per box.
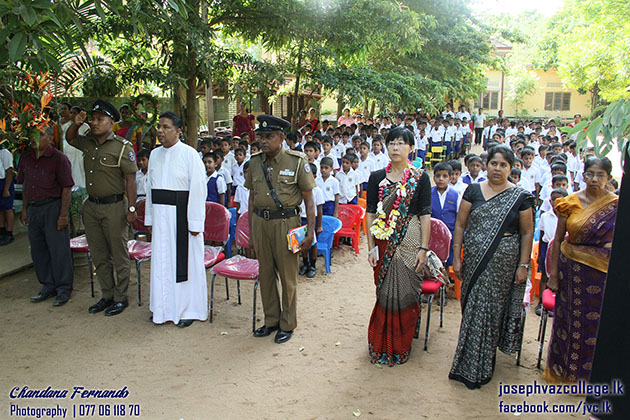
[260, 158, 284, 210]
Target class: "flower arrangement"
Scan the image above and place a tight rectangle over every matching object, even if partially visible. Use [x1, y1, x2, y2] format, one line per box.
[0, 71, 54, 155]
[369, 162, 411, 240]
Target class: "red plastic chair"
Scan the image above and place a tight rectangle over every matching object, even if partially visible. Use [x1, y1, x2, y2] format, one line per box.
[203, 202, 230, 290]
[357, 197, 367, 235]
[128, 199, 151, 306]
[536, 239, 557, 369]
[333, 204, 365, 254]
[70, 234, 94, 297]
[415, 218, 452, 351]
[209, 212, 260, 332]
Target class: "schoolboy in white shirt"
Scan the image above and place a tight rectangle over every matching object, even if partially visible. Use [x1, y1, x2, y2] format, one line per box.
[369, 137, 389, 170]
[316, 157, 340, 217]
[336, 154, 359, 204]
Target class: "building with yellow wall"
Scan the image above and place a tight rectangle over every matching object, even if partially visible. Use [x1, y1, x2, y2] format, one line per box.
[474, 41, 591, 120]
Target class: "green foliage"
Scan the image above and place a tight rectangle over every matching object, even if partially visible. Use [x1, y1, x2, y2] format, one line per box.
[562, 99, 630, 164]
[81, 66, 120, 97]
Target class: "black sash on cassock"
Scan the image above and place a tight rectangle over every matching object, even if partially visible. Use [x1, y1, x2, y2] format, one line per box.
[151, 189, 190, 283]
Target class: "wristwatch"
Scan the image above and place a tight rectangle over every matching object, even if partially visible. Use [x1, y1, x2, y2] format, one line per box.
[128, 206, 136, 213]
[518, 263, 529, 269]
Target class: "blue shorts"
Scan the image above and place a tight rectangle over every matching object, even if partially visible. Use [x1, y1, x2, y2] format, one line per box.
[301, 217, 308, 226]
[417, 150, 426, 162]
[0, 178, 14, 210]
[362, 182, 368, 192]
[347, 197, 357, 205]
[323, 201, 335, 216]
[538, 241, 549, 275]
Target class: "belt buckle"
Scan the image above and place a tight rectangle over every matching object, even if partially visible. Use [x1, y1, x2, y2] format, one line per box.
[262, 209, 271, 220]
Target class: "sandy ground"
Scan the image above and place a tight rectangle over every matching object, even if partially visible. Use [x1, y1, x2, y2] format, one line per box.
[1, 240, 588, 420]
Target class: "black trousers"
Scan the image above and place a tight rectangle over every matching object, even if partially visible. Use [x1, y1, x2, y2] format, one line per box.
[27, 199, 73, 298]
[474, 128, 484, 145]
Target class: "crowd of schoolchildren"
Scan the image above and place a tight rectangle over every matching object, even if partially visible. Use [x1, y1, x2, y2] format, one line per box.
[104, 106, 620, 316]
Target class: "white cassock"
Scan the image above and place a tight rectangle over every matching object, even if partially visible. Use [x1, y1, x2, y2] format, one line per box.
[145, 140, 208, 324]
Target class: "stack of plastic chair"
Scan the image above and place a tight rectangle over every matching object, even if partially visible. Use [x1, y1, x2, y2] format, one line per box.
[537, 238, 557, 369]
[333, 204, 365, 254]
[357, 197, 367, 235]
[430, 146, 445, 166]
[225, 208, 237, 258]
[414, 218, 452, 351]
[209, 213, 260, 332]
[203, 202, 230, 276]
[317, 216, 342, 273]
[127, 199, 151, 306]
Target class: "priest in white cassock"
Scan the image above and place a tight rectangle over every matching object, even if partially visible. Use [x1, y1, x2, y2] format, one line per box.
[144, 111, 208, 328]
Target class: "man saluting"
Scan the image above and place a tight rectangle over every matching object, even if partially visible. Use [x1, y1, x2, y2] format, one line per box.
[145, 112, 208, 328]
[245, 115, 316, 343]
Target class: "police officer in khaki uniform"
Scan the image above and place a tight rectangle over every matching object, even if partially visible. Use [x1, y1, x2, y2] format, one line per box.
[66, 99, 138, 316]
[245, 115, 316, 344]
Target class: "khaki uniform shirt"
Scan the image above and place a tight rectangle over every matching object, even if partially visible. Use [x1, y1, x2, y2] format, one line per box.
[245, 148, 316, 210]
[72, 131, 137, 198]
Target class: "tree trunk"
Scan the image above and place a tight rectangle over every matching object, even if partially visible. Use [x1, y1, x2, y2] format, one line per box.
[369, 100, 376, 118]
[205, 79, 214, 136]
[184, 73, 198, 146]
[336, 92, 343, 123]
[259, 92, 270, 114]
[173, 85, 186, 119]
[590, 82, 600, 115]
[291, 42, 304, 130]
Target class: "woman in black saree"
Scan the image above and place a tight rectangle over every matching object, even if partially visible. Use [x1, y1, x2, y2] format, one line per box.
[449, 147, 534, 389]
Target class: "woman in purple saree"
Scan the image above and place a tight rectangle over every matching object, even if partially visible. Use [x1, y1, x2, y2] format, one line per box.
[544, 157, 618, 384]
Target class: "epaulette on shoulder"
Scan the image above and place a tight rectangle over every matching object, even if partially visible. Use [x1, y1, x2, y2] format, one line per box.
[250, 151, 264, 158]
[286, 149, 307, 159]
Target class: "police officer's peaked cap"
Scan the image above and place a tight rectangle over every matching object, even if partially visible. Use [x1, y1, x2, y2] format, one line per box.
[255, 115, 291, 133]
[91, 99, 120, 122]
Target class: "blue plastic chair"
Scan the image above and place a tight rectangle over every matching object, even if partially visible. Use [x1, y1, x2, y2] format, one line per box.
[225, 208, 237, 258]
[317, 216, 342, 273]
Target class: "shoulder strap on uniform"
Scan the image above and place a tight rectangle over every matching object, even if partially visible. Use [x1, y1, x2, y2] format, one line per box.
[260, 158, 284, 210]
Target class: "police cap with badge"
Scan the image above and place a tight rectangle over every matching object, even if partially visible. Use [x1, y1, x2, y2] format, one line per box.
[91, 99, 120, 122]
[255, 115, 291, 133]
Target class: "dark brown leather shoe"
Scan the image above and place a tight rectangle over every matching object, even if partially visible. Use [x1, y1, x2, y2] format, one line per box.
[104, 300, 129, 316]
[30, 291, 56, 303]
[274, 329, 293, 344]
[253, 325, 278, 337]
[176, 319, 193, 328]
[88, 298, 114, 314]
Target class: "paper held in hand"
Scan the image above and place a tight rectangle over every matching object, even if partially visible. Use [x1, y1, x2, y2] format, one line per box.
[287, 225, 317, 253]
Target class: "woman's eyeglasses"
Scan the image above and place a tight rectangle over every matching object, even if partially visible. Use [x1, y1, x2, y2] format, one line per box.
[583, 172, 607, 180]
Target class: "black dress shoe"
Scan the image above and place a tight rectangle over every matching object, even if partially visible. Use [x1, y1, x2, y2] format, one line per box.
[274, 329, 293, 344]
[104, 300, 129, 316]
[176, 319, 193, 328]
[30, 291, 56, 303]
[306, 266, 317, 278]
[299, 265, 308, 275]
[53, 296, 70, 307]
[253, 325, 278, 337]
[88, 298, 114, 314]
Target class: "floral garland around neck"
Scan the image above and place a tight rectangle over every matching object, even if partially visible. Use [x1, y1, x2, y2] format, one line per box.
[370, 162, 412, 240]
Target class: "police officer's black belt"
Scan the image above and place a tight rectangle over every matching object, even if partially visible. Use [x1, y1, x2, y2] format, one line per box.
[28, 197, 60, 207]
[88, 194, 124, 205]
[254, 207, 299, 220]
[151, 189, 189, 283]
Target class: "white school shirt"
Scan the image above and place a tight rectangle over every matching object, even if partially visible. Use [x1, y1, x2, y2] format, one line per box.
[456, 111, 471, 121]
[482, 126, 491, 140]
[369, 152, 389, 170]
[473, 113, 486, 128]
[416, 135, 429, 151]
[431, 126, 445, 144]
[539, 211, 558, 243]
[322, 150, 340, 170]
[506, 127, 518, 137]
[317, 175, 340, 202]
[453, 127, 464, 144]
[300, 185, 325, 218]
[222, 151, 237, 174]
[0, 149, 13, 178]
[357, 156, 375, 183]
[336, 169, 358, 203]
[231, 161, 246, 187]
[334, 142, 348, 159]
[217, 166, 232, 185]
[459, 125, 471, 138]
[136, 169, 149, 196]
[207, 171, 227, 195]
[450, 179, 467, 196]
[233, 185, 250, 216]
[521, 165, 540, 193]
